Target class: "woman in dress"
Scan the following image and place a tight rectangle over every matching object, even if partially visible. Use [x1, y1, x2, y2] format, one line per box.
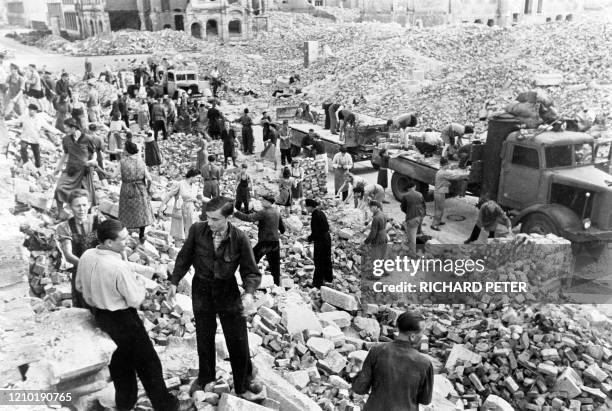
[221, 120, 237, 168]
[196, 135, 210, 172]
[304, 199, 333, 288]
[137, 99, 150, 131]
[56, 189, 101, 308]
[235, 163, 252, 213]
[276, 167, 294, 216]
[113, 140, 155, 244]
[159, 168, 201, 243]
[144, 130, 162, 172]
[377, 148, 390, 203]
[289, 159, 304, 204]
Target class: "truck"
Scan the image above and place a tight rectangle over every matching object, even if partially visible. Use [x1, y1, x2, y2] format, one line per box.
[151, 69, 211, 99]
[279, 109, 389, 161]
[373, 114, 612, 244]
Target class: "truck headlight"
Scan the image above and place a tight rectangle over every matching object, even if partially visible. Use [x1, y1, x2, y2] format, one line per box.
[583, 218, 591, 229]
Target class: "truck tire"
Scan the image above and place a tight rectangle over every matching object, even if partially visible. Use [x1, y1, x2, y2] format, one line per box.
[391, 173, 428, 201]
[520, 213, 559, 236]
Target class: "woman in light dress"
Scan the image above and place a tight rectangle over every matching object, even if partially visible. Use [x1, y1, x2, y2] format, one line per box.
[159, 168, 201, 242]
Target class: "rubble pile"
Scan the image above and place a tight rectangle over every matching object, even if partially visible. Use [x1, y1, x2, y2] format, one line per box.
[61, 29, 204, 56]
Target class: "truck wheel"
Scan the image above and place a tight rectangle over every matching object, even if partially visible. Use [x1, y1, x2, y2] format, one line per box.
[391, 173, 423, 201]
[520, 213, 559, 236]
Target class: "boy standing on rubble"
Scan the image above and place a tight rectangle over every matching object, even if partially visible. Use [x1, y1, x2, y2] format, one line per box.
[169, 197, 264, 401]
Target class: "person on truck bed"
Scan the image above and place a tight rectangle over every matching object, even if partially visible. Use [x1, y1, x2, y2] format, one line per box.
[388, 113, 418, 130]
[464, 199, 512, 244]
[301, 129, 317, 158]
[431, 157, 468, 231]
[338, 109, 356, 142]
[328, 103, 342, 135]
[440, 123, 474, 159]
[414, 128, 442, 156]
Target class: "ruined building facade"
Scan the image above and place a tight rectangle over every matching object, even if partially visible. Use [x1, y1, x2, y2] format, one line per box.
[186, 0, 270, 41]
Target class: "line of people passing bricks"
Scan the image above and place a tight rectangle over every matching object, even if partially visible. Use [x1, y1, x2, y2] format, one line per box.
[69, 198, 433, 411]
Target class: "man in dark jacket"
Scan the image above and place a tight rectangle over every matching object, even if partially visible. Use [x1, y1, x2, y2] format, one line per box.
[352, 311, 433, 411]
[301, 129, 316, 158]
[400, 181, 425, 254]
[240, 108, 253, 154]
[168, 197, 262, 401]
[55, 72, 72, 103]
[234, 193, 285, 286]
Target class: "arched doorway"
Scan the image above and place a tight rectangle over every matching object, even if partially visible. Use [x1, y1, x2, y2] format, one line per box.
[90, 20, 95, 36]
[228, 20, 241, 37]
[191, 22, 202, 39]
[99, 20, 104, 33]
[206, 19, 218, 37]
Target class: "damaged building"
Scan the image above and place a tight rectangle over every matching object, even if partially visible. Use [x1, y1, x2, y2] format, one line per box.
[186, 0, 270, 41]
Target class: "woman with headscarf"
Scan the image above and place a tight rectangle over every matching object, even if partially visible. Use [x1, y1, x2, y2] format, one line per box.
[159, 168, 201, 243]
[137, 98, 151, 131]
[112, 140, 155, 244]
[290, 159, 304, 203]
[304, 199, 333, 288]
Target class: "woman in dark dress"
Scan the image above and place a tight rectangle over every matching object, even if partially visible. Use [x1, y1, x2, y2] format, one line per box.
[144, 130, 162, 172]
[56, 189, 100, 308]
[377, 148, 389, 203]
[221, 121, 237, 168]
[305, 199, 333, 288]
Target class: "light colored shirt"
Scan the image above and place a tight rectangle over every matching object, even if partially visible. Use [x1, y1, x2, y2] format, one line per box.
[27, 70, 42, 91]
[15, 113, 58, 144]
[76, 247, 154, 311]
[332, 152, 353, 170]
[87, 88, 99, 107]
[434, 166, 466, 194]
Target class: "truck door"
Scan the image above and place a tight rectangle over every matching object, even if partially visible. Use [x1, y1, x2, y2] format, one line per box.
[499, 144, 542, 208]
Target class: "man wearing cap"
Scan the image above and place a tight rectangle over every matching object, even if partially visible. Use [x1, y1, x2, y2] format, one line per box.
[364, 200, 388, 279]
[201, 154, 223, 199]
[86, 80, 101, 124]
[278, 119, 293, 166]
[168, 197, 263, 401]
[234, 193, 285, 286]
[353, 311, 433, 410]
[55, 72, 72, 104]
[7, 103, 61, 168]
[54, 118, 98, 218]
[4, 63, 25, 119]
[331, 146, 353, 194]
[304, 199, 333, 288]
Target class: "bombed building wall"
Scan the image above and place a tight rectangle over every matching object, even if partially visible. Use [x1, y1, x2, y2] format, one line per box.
[186, 0, 259, 41]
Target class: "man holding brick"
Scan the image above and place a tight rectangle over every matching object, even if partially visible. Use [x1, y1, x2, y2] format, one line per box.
[352, 311, 433, 411]
[168, 197, 263, 401]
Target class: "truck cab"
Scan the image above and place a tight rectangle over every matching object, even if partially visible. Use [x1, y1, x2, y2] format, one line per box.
[500, 132, 612, 243]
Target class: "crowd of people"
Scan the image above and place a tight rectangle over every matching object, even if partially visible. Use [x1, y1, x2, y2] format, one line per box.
[0, 55, 511, 411]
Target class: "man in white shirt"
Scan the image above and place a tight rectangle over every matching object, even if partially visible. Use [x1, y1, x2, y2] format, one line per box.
[77, 219, 179, 411]
[331, 145, 353, 194]
[7, 103, 61, 168]
[86, 80, 101, 124]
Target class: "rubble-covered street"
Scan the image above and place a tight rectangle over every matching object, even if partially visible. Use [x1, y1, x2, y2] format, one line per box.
[1, 3, 612, 411]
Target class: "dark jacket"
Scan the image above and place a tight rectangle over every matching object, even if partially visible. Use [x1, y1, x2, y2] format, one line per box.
[301, 134, 315, 149]
[171, 222, 261, 295]
[151, 103, 167, 122]
[55, 78, 72, 99]
[234, 207, 285, 242]
[313, 139, 325, 155]
[352, 340, 433, 411]
[400, 190, 425, 221]
[365, 210, 387, 245]
[307, 209, 329, 242]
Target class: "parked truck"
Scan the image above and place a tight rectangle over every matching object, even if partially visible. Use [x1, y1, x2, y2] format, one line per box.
[150, 69, 211, 99]
[277, 108, 389, 161]
[373, 114, 612, 244]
